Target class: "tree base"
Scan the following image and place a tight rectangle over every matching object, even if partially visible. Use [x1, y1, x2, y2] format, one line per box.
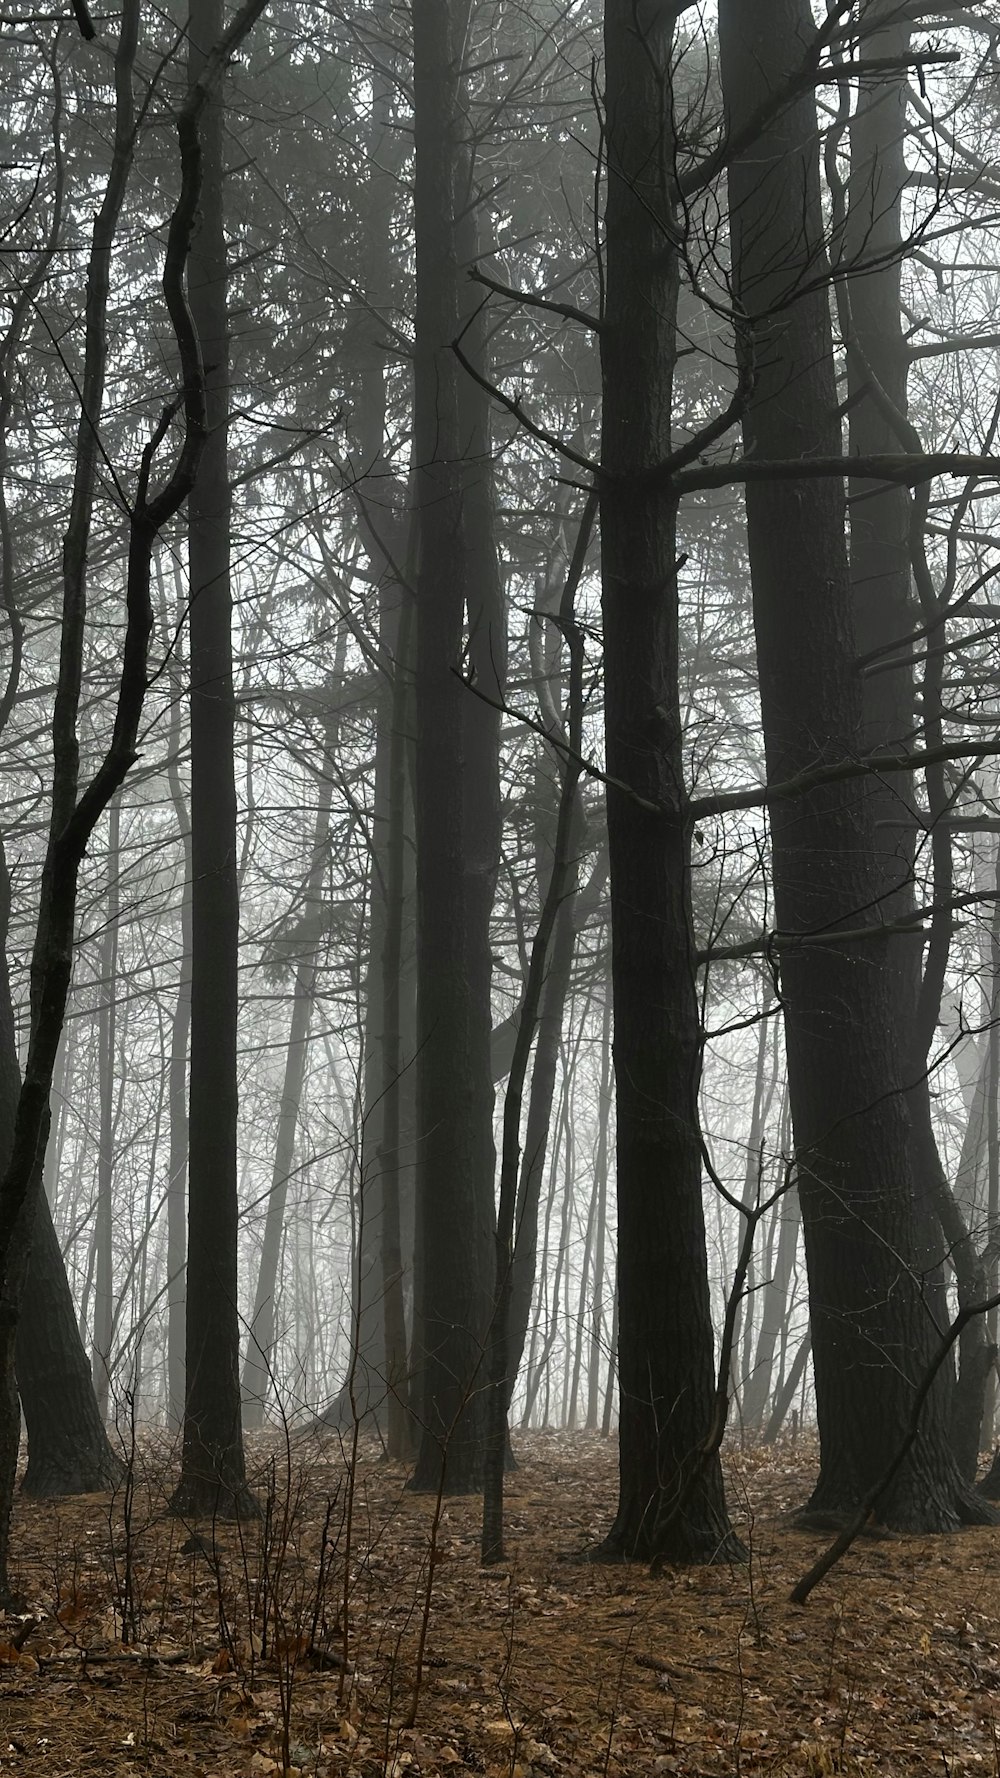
[586, 1518, 748, 1569]
[21, 1443, 124, 1500]
[406, 1464, 483, 1496]
[170, 1476, 261, 1523]
[800, 1471, 1000, 1533]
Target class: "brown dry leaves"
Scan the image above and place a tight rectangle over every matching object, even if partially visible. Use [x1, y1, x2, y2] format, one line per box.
[1, 1432, 1000, 1778]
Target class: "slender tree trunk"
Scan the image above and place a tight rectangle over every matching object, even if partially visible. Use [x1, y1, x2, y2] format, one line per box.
[763, 1334, 811, 1445]
[482, 517, 591, 1558]
[502, 511, 594, 1410]
[840, 0, 988, 1477]
[377, 593, 416, 1458]
[729, 991, 778, 1415]
[172, 0, 251, 1517]
[93, 796, 120, 1421]
[586, 991, 612, 1432]
[165, 664, 191, 1432]
[743, 1164, 800, 1436]
[242, 656, 344, 1427]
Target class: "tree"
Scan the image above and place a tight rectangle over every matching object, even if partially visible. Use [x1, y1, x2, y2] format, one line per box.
[717, 0, 996, 1529]
[407, 0, 504, 1495]
[0, 0, 267, 1601]
[172, 0, 254, 1519]
[593, 0, 744, 1562]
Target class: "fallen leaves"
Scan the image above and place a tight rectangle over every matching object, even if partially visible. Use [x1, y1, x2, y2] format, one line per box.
[1, 1433, 1000, 1777]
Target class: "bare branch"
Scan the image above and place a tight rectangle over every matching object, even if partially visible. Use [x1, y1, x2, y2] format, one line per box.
[469, 264, 603, 333]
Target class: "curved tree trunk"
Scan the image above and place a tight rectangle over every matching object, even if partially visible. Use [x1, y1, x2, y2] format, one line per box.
[0, 843, 120, 1499]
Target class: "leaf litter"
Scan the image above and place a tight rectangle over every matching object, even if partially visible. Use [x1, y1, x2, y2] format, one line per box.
[1, 1431, 999, 1777]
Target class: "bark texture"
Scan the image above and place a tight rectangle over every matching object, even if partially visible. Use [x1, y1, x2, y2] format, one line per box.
[407, 0, 501, 1494]
[595, 0, 743, 1563]
[172, 0, 251, 1518]
[718, 0, 995, 1530]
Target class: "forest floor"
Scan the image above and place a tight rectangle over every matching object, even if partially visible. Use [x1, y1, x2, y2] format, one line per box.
[1, 1430, 999, 1777]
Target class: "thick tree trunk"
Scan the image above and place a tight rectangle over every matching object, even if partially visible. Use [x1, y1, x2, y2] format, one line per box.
[841, 0, 988, 1478]
[17, 1189, 123, 1496]
[0, 844, 120, 1500]
[594, 0, 742, 1563]
[718, 0, 995, 1530]
[172, 0, 251, 1518]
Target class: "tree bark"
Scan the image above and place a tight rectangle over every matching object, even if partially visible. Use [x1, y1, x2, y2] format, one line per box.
[172, 0, 252, 1518]
[408, 0, 500, 1495]
[93, 795, 120, 1420]
[165, 657, 192, 1432]
[718, 0, 996, 1530]
[593, 0, 743, 1563]
[0, 843, 120, 1499]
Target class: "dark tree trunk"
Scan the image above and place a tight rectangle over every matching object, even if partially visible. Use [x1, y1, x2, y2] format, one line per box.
[17, 1190, 123, 1497]
[172, 0, 251, 1519]
[585, 991, 612, 1432]
[505, 856, 581, 1407]
[0, 0, 263, 1604]
[840, 0, 988, 1478]
[164, 607, 192, 1432]
[718, 0, 995, 1530]
[594, 0, 743, 1564]
[407, 0, 499, 1495]
[0, 833, 120, 1500]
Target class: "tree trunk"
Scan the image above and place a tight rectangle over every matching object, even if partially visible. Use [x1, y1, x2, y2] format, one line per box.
[743, 1169, 800, 1436]
[0, 841, 121, 1499]
[93, 796, 120, 1421]
[840, 0, 989, 1478]
[591, 0, 743, 1564]
[163, 586, 192, 1432]
[408, 0, 500, 1495]
[17, 1188, 123, 1497]
[172, 0, 252, 1518]
[718, 0, 995, 1530]
[585, 991, 612, 1432]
